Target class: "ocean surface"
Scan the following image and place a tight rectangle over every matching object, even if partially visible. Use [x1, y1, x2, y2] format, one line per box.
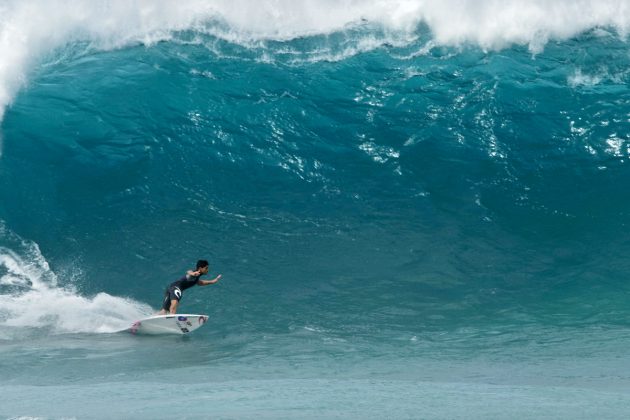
[1, 1, 630, 418]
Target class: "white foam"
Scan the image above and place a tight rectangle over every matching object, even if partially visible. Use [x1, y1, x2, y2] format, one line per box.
[0, 0, 628, 122]
[2, 287, 153, 334]
[569, 69, 604, 87]
[418, 0, 628, 53]
[568, 67, 630, 87]
[0, 224, 153, 336]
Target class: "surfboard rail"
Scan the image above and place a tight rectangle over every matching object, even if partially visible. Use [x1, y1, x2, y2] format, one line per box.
[129, 314, 209, 335]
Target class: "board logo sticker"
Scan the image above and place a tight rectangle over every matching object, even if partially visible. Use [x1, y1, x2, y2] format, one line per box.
[178, 316, 188, 321]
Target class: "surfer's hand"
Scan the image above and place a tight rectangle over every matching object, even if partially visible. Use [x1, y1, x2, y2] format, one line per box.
[214, 274, 222, 282]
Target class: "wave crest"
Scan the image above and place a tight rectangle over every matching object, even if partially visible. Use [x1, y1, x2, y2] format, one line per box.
[0, 1, 628, 121]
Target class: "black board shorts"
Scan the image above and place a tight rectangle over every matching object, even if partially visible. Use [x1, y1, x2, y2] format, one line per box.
[161, 286, 182, 311]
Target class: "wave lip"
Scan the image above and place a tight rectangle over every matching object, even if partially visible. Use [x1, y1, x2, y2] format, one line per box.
[422, 0, 629, 53]
[0, 1, 628, 123]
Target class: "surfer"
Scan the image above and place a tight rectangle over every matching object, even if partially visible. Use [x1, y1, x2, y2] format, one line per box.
[158, 260, 222, 315]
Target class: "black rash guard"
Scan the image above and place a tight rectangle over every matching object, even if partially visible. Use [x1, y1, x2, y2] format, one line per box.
[161, 273, 202, 311]
[170, 273, 202, 292]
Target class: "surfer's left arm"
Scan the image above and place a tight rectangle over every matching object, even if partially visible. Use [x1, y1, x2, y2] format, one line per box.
[199, 274, 222, 286]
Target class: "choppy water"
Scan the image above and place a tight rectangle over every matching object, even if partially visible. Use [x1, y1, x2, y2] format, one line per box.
[1, 1, 630, 418]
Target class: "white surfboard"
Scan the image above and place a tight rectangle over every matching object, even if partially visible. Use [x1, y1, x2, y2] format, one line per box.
[128, 314, 209, 335]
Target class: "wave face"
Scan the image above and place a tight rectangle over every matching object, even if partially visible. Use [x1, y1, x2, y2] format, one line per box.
[1, 1, 630, 417]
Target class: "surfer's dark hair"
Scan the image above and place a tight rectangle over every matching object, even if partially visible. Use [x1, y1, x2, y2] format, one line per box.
[196, 260, 209, 269]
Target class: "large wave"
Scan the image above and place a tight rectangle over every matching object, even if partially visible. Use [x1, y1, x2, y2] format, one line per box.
[0, 0, 628, 123]
[0, 1, 629, 336]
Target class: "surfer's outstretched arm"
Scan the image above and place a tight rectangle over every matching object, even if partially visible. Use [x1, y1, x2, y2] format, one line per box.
[199, 274, 222, 286]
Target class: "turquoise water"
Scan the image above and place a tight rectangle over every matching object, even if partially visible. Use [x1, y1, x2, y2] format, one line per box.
[1, 1, 630, 418]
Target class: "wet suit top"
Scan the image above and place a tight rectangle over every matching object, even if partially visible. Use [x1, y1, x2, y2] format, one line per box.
[161, 273, 202, 311]
[170, 273, 202, 293]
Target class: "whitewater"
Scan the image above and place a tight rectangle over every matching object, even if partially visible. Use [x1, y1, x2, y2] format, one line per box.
[1, 1, 630, 418]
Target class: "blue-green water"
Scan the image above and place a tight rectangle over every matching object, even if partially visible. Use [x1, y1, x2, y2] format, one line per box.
[1, 1, 630, 418]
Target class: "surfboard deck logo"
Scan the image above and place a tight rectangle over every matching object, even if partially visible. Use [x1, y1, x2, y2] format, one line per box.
[128, 314, 209, 335]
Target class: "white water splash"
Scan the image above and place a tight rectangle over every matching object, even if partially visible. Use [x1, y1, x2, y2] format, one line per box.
[0, 224, 152, 337]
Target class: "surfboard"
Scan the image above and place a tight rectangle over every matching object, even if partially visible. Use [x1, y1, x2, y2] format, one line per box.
[128, 314, 209, 335]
